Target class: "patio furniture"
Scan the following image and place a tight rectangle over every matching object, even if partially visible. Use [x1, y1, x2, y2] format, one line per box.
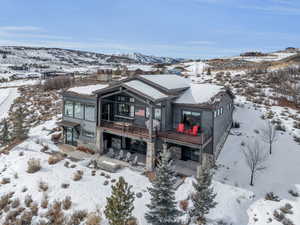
[189, 125, 200, 136]
[117, 150, 124, 160]
[125, 152, 131, 162]
[130, 155, 138, 166]
[108, 148, 115, 158]
[177, 123, 185, 133]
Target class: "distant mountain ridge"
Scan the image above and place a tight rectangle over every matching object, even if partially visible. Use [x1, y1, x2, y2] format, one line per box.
[118, 52, 184, 64]
[0, 46, 182, 67]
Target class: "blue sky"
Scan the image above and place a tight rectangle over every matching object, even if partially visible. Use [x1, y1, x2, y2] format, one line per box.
[0, 0, 299, 58]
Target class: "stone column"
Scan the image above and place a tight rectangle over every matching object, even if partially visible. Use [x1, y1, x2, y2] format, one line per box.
[96, 127, 104, 155]
[146, 141, 155, 171]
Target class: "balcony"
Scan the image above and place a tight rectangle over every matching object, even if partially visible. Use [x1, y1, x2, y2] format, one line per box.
[101, 120, 153, 140]
[158, 131, 212, 148]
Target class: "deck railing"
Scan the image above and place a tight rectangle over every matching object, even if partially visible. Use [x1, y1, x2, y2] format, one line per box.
[101, 120, 152, 138]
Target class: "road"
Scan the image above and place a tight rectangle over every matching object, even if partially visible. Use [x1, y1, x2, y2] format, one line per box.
[0, 88, 19, 120]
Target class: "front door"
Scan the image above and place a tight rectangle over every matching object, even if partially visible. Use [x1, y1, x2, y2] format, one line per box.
[65, 127, 78, 146]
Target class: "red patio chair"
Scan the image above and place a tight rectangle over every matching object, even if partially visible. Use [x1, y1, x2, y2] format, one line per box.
[190, 125, 200, 136]
[177, 123, 185, 133]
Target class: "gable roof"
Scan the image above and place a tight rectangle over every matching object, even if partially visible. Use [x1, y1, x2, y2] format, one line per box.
[174, 83, 224, 105]
[139, 74, 190, 91]
[67, 84, 108, 96]
[123, 80, 168, 101]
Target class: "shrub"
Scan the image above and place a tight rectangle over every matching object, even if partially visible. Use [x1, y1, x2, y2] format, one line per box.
[11, 198, 20, 208]
[26, 158, 41, 173]
[38, 180, 49, 192]
[179, 200, 189, 211]
[48, 155, 63, 165]
[61, 183, 70, 189]
[76, 146, 95, 154]
[280, 203, 293, 214]
[288, 189, 299, 197]
[282, 218, 295, 225]
[73, 170, 83, 181]
[0, 194, 12, 210]
[62, 196, 72, 210]
[273, 210, 285, 221]
[24, 194, 33, 207]
[69, 210, 88, 224]
[86, 212, 102, 225]
[30, 202, 39, 216]
[126, 217, 138, 225]
[41, 194, 49, 209]
[19, 210, 33, 225]
[265, 192, 280, 202]
[1, 177, 11, 184]
[45, 200, 66, 225]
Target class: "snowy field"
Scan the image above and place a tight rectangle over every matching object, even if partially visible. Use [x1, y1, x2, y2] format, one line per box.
[0, 79, 39, 88]
[0, 96, 299, 224]
[233, 52, 297, 62]
[0, 88, 19, 120]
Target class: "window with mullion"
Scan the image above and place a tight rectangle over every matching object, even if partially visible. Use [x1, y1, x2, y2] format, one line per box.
[74, 102, 84, 119]
[64, 101, 74, 117]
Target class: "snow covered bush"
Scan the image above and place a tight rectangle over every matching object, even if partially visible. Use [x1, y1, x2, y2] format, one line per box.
[69, 210, 88, 224]
[85, 212, 102, 225]
[48, 155, 63, 165]
[62, 196, 72, 210]
[45, 200, 66, 225]
[38, 180, 49, 192]
[26, 158, 41, 173]
[288, 189, 299, 197]
[73, 170, 83, 181]
[265, 192, 280, 202]
[24, 194, 33, 207]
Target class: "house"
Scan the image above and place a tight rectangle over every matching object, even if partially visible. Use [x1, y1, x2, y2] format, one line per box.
[59, 74, 234, 175]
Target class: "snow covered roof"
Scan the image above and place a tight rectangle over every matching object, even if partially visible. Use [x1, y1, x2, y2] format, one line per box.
[67, 84, 108, 95]
[175, 83, 224, 104]
[139, 74, 190, 90]
[124, 80, 167, 100]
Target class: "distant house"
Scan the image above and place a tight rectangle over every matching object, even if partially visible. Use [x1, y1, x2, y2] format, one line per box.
[59, 74, 234, 175]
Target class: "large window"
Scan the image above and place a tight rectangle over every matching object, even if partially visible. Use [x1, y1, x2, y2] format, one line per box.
[74, 102, 84, 119]
[182, 110, 201, 129]
[85, 104, 95, 121]
[116, 95, 135, 118]
[64, 101, 74, 117]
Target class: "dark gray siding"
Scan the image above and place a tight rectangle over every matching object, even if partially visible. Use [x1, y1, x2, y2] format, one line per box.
[62, 95, 97, 150]
[213, 93, 233, 155]
[172, 104, 213, 137]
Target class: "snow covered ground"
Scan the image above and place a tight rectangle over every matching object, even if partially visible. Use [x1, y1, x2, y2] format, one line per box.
[0, 79, 39, 88]
[233, 52, 297, 62]
[0, 88, 19, 120]
[0, 96, 299, 225]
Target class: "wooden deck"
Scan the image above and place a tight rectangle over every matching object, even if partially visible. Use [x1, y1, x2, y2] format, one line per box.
[101, 120, 152, 140]
[101, 121, 212, 148]
[158, 131, 212, 148]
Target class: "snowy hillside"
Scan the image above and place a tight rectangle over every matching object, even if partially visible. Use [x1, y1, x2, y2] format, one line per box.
[119, 52, 183, 64]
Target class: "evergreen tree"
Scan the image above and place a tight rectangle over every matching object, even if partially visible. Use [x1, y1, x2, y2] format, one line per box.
[0, 119, 10, 145]
[12, 104, 28, 141]
[189, 167, 217, 224]
[104, 176, 135, 225]
[145, 150, 182, 225]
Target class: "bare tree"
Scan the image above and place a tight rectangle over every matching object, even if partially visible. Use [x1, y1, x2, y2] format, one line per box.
[261, 120, 278, 155]
[242, 140, 268, 186]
